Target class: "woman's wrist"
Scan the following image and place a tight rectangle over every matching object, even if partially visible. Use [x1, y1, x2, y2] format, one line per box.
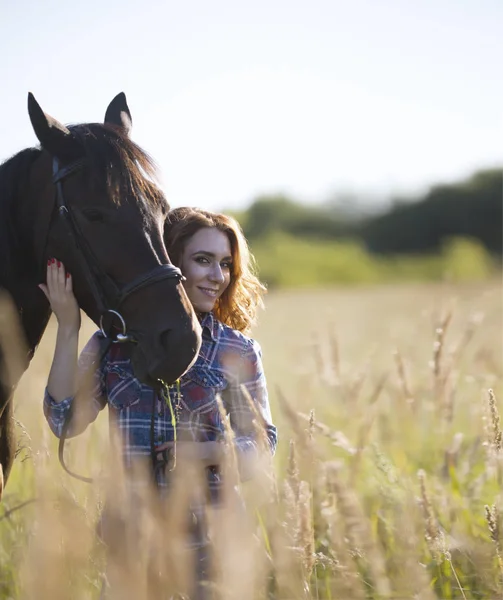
[56, 323, 79, 341]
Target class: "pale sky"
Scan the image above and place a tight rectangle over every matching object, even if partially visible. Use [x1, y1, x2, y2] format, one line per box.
[1, 0, 501, 211]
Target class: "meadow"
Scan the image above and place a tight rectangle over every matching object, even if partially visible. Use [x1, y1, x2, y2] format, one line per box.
[1, 279, 502, 599]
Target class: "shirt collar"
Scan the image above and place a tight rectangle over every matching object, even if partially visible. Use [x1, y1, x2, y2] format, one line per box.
[199, 312, 219, 342]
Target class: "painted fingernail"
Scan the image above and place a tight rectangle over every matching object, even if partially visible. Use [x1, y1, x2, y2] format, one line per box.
[51, 258, 55, 264]
[47, 259, 51, 266]
[57, 261, 61, 268]
[66, 273, 70, 279]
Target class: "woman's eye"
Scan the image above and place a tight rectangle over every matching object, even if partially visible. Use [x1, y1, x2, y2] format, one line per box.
[82, 208, 105, 222]
[221, 262, 232, 270]
[195, 256, 210, 264]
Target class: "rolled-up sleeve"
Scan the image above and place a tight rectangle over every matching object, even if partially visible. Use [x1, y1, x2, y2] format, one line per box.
[43, 332, 107, 439]
[222, 338, 277, 479]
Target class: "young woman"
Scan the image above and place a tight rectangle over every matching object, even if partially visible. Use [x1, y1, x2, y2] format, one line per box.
[41, 207, 277, 598]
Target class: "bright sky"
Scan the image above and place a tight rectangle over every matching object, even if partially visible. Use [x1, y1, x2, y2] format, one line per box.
[1, 0, 501, 211]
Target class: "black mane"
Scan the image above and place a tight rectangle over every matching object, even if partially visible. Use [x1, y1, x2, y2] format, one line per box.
[68, 123, 166, 208]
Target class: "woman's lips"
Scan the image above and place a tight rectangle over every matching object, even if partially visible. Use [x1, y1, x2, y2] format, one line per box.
[198, 287, 219, 298]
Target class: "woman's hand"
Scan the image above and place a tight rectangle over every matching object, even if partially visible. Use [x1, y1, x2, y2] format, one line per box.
[39, 259, 80, 333]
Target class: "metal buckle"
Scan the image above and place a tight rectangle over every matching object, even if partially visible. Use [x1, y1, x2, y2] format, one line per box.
[99, 309, 133, 343]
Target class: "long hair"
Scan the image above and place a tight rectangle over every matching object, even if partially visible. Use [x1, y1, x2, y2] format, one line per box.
[164, 207, 266, 333]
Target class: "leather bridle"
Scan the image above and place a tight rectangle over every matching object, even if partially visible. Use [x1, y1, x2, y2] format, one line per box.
[47, 156, 185, 484]
[48, 157, 184, 342]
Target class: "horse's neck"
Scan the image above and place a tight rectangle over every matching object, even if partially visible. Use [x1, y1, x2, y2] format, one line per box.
[6, 155, 53, 363]
[4, 276, 51, 363]
[2, 184, 52, 381]
[0, 150, 51, 489]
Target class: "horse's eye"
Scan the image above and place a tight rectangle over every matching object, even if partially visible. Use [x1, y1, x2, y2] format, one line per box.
[82, 208, 105, 222]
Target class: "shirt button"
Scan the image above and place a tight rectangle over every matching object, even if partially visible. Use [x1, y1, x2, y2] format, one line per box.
[203, 377, 208, 384]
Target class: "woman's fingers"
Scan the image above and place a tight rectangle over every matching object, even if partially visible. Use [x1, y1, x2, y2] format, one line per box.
[65, 272, 73, 293]
[46, 260, 54, 296]
[43, 259, 80, 329]
[57, 260, 66, 289]
[47, 259, 58, 296]
[46, 259, 72, 300]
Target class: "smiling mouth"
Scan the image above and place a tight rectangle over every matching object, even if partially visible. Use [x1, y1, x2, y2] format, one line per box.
[198, 287, 219, 297]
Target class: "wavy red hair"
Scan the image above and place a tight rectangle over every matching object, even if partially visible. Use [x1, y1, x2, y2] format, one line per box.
[164, 207, 266, 333]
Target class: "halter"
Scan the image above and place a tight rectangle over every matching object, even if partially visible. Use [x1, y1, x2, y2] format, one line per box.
[49, 156, 184, 342]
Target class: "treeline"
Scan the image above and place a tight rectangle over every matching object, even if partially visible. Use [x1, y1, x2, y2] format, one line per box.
[231, 168, 502, 287]
[239, 168, 502, 254]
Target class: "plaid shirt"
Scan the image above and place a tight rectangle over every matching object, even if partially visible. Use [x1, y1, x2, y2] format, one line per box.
[44, 312, 277, 497]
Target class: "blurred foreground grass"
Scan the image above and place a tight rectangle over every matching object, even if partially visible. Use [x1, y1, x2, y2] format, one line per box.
[1, 280, 502, 599]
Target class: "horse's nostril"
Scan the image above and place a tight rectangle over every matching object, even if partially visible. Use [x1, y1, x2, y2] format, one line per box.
[159, 329, 171, 351]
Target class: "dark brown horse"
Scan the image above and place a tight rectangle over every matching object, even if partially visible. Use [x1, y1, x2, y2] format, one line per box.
[0, 93, 202, 497]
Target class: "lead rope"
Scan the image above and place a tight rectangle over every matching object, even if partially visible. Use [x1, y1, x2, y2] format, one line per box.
[152, 380, 181, 476]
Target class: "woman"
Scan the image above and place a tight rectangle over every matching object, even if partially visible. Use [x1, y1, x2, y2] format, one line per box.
[41, 207, 277, 599]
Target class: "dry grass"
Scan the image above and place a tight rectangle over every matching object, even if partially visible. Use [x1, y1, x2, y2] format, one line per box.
[1, 279, 502, 599]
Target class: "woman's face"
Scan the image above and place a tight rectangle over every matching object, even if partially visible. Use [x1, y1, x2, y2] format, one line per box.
[180, 227, 232, 313]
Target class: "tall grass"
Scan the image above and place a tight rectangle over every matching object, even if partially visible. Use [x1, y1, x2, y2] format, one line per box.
[0, 280, 501, 598]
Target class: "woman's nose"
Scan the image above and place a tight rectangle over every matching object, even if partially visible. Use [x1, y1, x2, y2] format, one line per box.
[208, 264, 225, 283]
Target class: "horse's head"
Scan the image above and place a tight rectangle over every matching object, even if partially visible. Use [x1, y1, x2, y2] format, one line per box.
[26, 93, 202, 385]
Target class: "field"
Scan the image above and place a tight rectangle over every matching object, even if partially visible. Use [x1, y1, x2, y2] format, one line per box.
[1, 280, 502, 599]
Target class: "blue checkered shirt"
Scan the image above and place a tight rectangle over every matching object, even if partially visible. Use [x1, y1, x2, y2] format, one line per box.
[44, 312, 277, 496]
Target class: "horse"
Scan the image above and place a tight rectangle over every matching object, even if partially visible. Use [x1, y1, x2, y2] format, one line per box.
[0, 92, 202, 498]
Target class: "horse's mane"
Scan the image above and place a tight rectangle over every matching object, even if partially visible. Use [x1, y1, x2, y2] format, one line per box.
[0, 124, 165, 285]
[68, 123, 165, 208]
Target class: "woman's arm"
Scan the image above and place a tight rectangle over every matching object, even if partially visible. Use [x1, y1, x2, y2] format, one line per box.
[47, 324, 79, 403]
[43, 333, 108, 438]
[222, 338, 277, 479]
[40, 260, 106, 438]
[40, 260, 81, 403]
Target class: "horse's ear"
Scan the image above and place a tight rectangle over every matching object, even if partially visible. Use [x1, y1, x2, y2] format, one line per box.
[27, 93, 82, 160]
[104, 92, 132, 136]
